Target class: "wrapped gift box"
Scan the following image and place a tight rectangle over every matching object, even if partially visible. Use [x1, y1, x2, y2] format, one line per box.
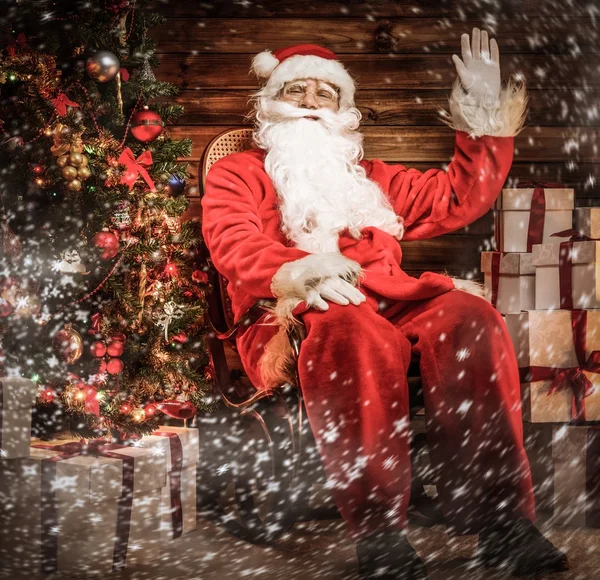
[533, 239, 600, 310]
[140, 426, 199, 540]
[0, 439, 166, 576]
[552, 425, 600, 527]
[481, 251, 535, 314]
[575, 207, 600, 239]
[0, 377, 37, 459]
[504, 309, 600, 423]
[494, 187, 574, 253]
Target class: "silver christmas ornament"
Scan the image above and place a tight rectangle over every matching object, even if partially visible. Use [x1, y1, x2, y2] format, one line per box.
[86, 50, 120, 83]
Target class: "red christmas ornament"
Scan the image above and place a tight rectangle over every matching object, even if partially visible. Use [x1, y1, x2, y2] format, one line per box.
[106, 358, 124, 375]
[130, 108, 163, 143]
[90, 341, 107, 358]
[40, 388, 56, 403]
[106, 333, 126, 357]
[144, 403, 158, 417]
[97, 359, 108, 374]
[52, 325, 83, 364]
[164, 260, 178, 278]
[192, 270, 208, 284]
[171, 332, 188, 344]
[92, 231, 119, 260]
[120, 402, 132, 414]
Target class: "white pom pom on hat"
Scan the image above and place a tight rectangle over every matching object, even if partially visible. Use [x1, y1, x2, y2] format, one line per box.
[251, 50, 281, 79]
[250, 43, 357, 109]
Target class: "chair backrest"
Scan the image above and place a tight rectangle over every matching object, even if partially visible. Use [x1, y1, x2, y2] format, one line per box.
[200, 128, 254, 193]
[199, 128, 255, 334]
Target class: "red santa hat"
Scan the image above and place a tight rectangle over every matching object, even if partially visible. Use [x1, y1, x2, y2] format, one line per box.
[251, 44, 356, 109]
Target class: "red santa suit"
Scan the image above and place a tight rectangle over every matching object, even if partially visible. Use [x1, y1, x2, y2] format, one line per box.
[201, 44, 535, 540]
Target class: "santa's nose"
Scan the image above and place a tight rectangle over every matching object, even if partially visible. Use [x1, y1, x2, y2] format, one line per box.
[300, 94, 319, 109]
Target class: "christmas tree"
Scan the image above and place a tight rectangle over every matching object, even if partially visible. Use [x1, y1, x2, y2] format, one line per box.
[0, 0, 213, 439]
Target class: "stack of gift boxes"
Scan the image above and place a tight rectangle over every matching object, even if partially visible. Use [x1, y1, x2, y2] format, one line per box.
[482, 183, 600, 528]
[0, 377, 200, 575]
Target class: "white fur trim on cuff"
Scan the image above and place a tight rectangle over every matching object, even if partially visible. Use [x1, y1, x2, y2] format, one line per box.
[451, 277, 485, 297]
[438, 76, 529, 139]
[269, 253, 362, 324]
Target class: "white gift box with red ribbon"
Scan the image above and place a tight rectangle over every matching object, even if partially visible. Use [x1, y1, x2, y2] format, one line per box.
[533, 238, 600, 310]
[139, 426, 200, 542]
[494, 187, 574, 253]
[481, 251, 535, 314]
[0, 439, 166, 576]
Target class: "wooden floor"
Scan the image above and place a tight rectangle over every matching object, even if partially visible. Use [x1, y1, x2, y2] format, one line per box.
[3, 511, 599, 579]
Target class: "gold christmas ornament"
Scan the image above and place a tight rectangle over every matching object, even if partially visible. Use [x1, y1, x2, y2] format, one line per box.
[67, 179, 82, 191]
[68, 152, 84, 167]
[50, 125, 89, 190]
[57, 155, 69, 168]
[56, 155, 69, 167]
[77, 166, 91, 180]
[61, 165, 78, 180]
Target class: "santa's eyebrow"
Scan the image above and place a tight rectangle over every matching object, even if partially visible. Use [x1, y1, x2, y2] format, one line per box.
[285, 80, 339, 92]
[318, 82, 338, 92]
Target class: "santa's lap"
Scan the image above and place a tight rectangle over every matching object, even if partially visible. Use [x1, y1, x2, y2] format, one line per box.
[236, 288, 535, 538]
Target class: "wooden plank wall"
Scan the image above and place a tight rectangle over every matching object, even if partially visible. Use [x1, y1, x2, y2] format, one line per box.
[151, 0, 600, 280]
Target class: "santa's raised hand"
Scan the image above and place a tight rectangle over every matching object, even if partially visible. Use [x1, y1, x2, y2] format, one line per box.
[452, 27, 501, 105]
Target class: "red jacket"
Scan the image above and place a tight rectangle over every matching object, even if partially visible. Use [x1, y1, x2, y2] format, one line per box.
[201, 130, 513, 323]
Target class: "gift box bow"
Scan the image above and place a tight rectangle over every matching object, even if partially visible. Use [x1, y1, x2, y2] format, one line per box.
[520, 310, 600, 423]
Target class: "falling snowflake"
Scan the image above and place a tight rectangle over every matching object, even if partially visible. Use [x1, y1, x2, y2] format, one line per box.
[456, 347, 471, 361]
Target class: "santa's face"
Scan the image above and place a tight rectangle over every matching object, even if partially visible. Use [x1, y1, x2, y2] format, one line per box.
[278, 78, 340, 113]
[251, 79, 404, 253]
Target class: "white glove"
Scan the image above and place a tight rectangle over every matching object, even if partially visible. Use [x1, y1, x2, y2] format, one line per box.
[452, 27, 501, 105]
[306, 276, 366, 311]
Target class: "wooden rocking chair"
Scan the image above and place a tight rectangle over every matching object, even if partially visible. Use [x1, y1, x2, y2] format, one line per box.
[196, 128, 439, 545]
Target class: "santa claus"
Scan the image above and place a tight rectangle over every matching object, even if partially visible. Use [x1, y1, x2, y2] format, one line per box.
[201, 29, 568, 579]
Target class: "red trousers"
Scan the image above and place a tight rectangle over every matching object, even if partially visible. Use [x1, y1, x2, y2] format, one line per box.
[237, 289, 536, 540]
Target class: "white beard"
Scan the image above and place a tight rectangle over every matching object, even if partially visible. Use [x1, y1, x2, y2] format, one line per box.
[252, 98, 404, 254]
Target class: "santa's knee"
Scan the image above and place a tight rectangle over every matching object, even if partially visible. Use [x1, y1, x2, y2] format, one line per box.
[438, 290, 506, 342]
[303, 301, 373, 339]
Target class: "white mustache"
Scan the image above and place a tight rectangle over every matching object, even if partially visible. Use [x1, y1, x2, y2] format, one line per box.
[257, 98, 362, 131]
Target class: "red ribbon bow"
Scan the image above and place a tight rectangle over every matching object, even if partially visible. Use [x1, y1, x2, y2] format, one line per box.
[520, 310, 600, 422]
[51, 93, 80, 117]
[7, 33, 27, 56]
[118, 147, 155, 191]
